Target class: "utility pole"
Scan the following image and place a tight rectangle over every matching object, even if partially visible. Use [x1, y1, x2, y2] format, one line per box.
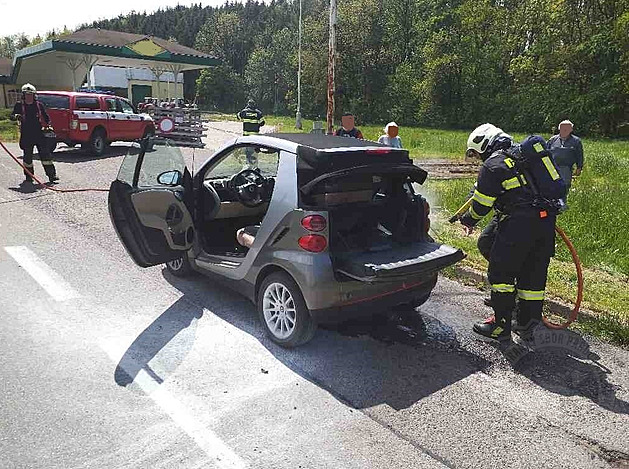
[295, 0, 303, 129]
[327, 0, 337, 134]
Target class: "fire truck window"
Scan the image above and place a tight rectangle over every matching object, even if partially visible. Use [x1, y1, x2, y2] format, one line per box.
[75, 97, 101, 110]
[119, 100, 135, 114]
[38, 95, 70, 110]
[105, 98, 117, 111]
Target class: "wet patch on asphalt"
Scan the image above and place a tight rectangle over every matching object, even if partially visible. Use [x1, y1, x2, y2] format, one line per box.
[321, 310, 458, 349]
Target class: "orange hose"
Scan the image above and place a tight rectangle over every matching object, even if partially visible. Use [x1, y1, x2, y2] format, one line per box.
[0, 139, 109, 193]
[543, 225, 583, 329]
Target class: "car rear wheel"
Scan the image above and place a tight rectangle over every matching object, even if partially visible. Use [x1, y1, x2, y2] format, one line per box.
[87, 129, 106, 156]
[258, 272, 316, 348]
[165, 254, 195, 277]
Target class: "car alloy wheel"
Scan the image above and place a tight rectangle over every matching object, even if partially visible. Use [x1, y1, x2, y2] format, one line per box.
[257, 272, 316, 347]
[165, 254, 194, 277]
[263, 282, 297, 339]
[167, 258, 184, 271]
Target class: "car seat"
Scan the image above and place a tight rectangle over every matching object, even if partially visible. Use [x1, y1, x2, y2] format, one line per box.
[236, 225, 260, 249]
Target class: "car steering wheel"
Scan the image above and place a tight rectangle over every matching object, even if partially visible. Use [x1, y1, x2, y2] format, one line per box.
[229, 168, 268, 208]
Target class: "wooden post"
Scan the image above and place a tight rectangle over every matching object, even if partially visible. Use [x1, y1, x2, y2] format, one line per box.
[326, 0, 337, 135]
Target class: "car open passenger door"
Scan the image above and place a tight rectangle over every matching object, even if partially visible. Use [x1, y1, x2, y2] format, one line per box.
[108, 140, 195, 267]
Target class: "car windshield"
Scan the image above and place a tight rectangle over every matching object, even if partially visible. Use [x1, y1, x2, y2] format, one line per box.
[205, 146, 279, 180]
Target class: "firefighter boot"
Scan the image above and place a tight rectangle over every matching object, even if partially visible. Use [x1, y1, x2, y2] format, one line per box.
[513, 301, 543, 342]
[43, 163, 59, 184]
[473, 316, 512, 341]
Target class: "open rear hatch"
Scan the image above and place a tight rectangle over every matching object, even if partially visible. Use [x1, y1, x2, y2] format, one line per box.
[335, 242, 465, 282]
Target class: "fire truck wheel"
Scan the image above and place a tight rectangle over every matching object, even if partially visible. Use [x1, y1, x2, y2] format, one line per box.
[88, 129, 107, 156]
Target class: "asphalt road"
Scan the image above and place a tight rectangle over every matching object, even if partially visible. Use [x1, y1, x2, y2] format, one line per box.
[0, 123, 628, 469]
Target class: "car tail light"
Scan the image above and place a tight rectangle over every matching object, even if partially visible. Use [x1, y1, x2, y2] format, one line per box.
[70, 119, 78, 130]
[301, 214, 327, 232]
[423, 199, 431, 233]
[365, 149, 391, 155]
[298, 234, 327, 252]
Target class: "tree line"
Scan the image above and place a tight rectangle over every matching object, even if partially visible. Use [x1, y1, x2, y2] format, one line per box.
[3, 0, 628, 135]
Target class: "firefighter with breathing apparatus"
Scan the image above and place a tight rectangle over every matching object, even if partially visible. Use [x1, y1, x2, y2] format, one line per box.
[459, 124, 566, 341]
[10, 83, 58, 184]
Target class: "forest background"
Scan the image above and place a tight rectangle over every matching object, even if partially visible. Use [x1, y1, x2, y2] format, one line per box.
[1, 0, 627, 136]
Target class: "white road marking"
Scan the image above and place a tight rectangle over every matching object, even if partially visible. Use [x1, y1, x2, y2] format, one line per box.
[4, 246, 81, 302]
[99, 339, 248, 469]
[3, 245, 247, 468]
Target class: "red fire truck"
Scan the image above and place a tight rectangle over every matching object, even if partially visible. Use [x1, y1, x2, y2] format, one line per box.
[37, 91, 155, 156]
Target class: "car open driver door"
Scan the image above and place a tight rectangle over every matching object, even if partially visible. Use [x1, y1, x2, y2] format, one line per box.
[108, 139, 195, 267]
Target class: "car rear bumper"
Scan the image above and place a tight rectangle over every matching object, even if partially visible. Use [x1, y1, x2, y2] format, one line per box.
[309, 273, 438, 324]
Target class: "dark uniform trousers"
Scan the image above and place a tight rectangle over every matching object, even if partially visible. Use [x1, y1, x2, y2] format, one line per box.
[488, 212, 556, 328]
[477, 213, 500, 261]
[20, 132, 56, 180]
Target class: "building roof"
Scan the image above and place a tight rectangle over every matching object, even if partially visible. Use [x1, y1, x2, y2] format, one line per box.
[10, 28, 220, 88]
[59, 29, 214, 59]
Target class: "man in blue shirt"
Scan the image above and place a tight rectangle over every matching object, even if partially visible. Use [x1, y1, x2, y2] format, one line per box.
[547, 120, 584, 201]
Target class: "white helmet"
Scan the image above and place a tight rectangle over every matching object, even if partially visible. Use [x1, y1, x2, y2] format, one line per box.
[21, 83, 37, 94]
[466, 123, 511, 157]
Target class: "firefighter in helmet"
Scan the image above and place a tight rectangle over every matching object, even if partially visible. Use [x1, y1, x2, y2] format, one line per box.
[237, 99, 265, 136]
[10, 84, 58, 184]
[460, 124, 566, 341]
[236, 99, 265, 167]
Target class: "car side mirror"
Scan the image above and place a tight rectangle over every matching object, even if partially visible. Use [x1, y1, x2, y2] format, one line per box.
[157, 170, 182, 186]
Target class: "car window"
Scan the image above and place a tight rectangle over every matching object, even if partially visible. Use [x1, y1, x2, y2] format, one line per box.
[37, 95, 70, 109]
[116, 141, 185, 187]
[205, 146, 279, 180]
[75, 97, 101, 110]
[119, 100, 135, 114]
[105, 98, 118, 111]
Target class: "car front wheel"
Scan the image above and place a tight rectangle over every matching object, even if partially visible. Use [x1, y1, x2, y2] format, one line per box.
[165, 255, 194, 277]
[258, 272, 316, 348]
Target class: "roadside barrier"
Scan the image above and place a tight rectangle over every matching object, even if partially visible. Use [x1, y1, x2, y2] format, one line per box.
[0, 139, 109, 193]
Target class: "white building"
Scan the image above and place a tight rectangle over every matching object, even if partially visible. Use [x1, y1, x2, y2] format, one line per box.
[89, 65, 184, 105]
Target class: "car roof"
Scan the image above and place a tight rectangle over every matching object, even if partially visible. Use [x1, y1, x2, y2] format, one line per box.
[38, 91, 125, 100]
[236, 132, 410, 165]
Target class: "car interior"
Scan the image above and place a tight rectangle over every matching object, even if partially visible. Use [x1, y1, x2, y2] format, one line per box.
[199, 145, 279, 256]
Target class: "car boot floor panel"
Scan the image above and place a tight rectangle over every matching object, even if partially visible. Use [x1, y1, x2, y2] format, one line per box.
[334, 241, 465, 280]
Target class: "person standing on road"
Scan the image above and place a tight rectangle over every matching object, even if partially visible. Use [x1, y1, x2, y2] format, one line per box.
[10, 83, 58, 184]
[547, 119, 584, 202]
[378, 122, 403, 148]
[237, 99, 265, 136]
[237, 99, 266, 167]
[459, 125, 566, 341]
[335, 113, 364, 139]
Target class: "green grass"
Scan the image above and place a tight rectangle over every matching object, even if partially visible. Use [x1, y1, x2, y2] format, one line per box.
[0, 118, 18, 142]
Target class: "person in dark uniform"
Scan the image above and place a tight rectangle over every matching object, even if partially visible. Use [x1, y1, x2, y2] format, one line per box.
[334, 113, 364, 139]
[464, 124, 514, 262]
[10, 83, 58, 184]
[237, 99, 265, 136]
[459, 125, 566, 341]
[237, 99, 266, 167]
[547, 120, 584, 202]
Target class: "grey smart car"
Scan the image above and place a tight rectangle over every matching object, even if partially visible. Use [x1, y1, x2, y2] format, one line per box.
[108, 134, 465, 347]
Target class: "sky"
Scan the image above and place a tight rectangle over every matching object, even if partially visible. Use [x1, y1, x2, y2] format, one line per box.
[0, 0, 228, 38]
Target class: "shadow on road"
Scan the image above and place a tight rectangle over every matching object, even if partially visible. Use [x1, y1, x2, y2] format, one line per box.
[117, 269, 489, 411]
[114, 296, 204, 387]
[500, 329, 629, 415]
